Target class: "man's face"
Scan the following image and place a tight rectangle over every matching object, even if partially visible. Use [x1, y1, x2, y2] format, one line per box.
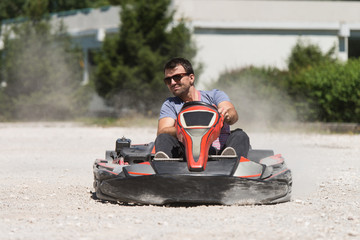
[164, 65, 194, 98]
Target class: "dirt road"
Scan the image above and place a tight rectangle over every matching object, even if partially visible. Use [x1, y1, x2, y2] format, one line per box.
[0, 122, 359, 240]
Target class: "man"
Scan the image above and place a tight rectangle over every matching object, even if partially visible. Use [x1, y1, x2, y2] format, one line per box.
[155, 57, 250, 159]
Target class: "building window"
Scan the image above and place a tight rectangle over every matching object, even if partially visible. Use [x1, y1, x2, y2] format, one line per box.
[348, 37, 360, 59]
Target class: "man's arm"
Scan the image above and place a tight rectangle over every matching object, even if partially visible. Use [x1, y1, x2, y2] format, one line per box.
[218, 101, 238, 125]
[157, 117, 177, 137]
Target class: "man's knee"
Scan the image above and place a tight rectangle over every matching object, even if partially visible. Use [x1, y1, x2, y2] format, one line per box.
[155, 133, 183, 157]
[226, 129, 250, 157]
[230, 129, 250, 143]
[156, 133, 170, 141]
[155, 133, 178, 152]
[155, 133, 177, 144]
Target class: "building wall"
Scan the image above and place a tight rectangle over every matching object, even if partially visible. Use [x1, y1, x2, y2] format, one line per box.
[173, 0, 360, 23]
[194, 32, 338, 86]
[52, 6, 120, 41]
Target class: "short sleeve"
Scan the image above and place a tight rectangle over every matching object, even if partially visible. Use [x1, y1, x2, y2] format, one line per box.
[200, 89, 230, 106]
[159, 100, 177, 119]
[159, 97, 185, 119]
[211, 89, 230, 105]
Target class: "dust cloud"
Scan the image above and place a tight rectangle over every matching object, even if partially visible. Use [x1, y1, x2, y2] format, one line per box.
[2, 22, 88, 121]
[212, 81, 297, 131]
[210, 81, 321, 198]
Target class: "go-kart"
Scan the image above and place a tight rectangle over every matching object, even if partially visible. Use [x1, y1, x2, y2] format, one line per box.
[93, 101, 292, 205]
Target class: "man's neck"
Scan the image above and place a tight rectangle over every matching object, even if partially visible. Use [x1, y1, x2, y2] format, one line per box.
[180, 87, 199, 102]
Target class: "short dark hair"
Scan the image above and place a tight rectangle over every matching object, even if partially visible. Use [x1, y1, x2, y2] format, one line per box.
[163, 57, 194, 75]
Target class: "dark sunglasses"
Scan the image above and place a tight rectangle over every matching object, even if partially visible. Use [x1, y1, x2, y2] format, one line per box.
[163, 73, 189, 84]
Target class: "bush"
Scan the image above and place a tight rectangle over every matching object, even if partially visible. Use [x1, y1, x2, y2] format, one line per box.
[287, 39, 336, 73]
[212, 40, 360, 124]
[289, 59, 360, 122]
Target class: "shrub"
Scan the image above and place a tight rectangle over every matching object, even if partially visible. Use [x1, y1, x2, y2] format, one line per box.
[212, 40, 359, 123]
[289, 59, 360, 122]
[287, 39, 336, 73]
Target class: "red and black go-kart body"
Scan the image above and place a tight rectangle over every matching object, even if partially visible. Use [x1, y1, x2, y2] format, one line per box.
[93, 102, 292, 205]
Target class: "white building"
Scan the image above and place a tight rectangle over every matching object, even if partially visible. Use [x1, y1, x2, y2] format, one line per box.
[2, 1, 360, 88]
[172, 0, 360, 86]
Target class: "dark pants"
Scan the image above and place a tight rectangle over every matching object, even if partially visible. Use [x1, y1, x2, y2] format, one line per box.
[155, 128, 250, 158]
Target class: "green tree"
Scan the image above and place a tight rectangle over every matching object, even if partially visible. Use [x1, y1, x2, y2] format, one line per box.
[95, 0, 198, 116]
[0, 0, 25, 22]
[0, 0, 90, 120]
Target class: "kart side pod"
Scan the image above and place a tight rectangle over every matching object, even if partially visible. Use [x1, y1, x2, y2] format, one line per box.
[176, 102, 223, 172]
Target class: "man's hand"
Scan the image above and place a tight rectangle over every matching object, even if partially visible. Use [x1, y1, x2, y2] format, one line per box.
[218, 101, 238, 125]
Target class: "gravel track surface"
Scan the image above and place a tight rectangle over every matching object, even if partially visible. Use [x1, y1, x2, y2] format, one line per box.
[0, 122, 359, 240]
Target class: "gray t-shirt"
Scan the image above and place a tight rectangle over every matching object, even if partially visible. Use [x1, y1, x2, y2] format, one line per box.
[159, 89, 231, 150]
